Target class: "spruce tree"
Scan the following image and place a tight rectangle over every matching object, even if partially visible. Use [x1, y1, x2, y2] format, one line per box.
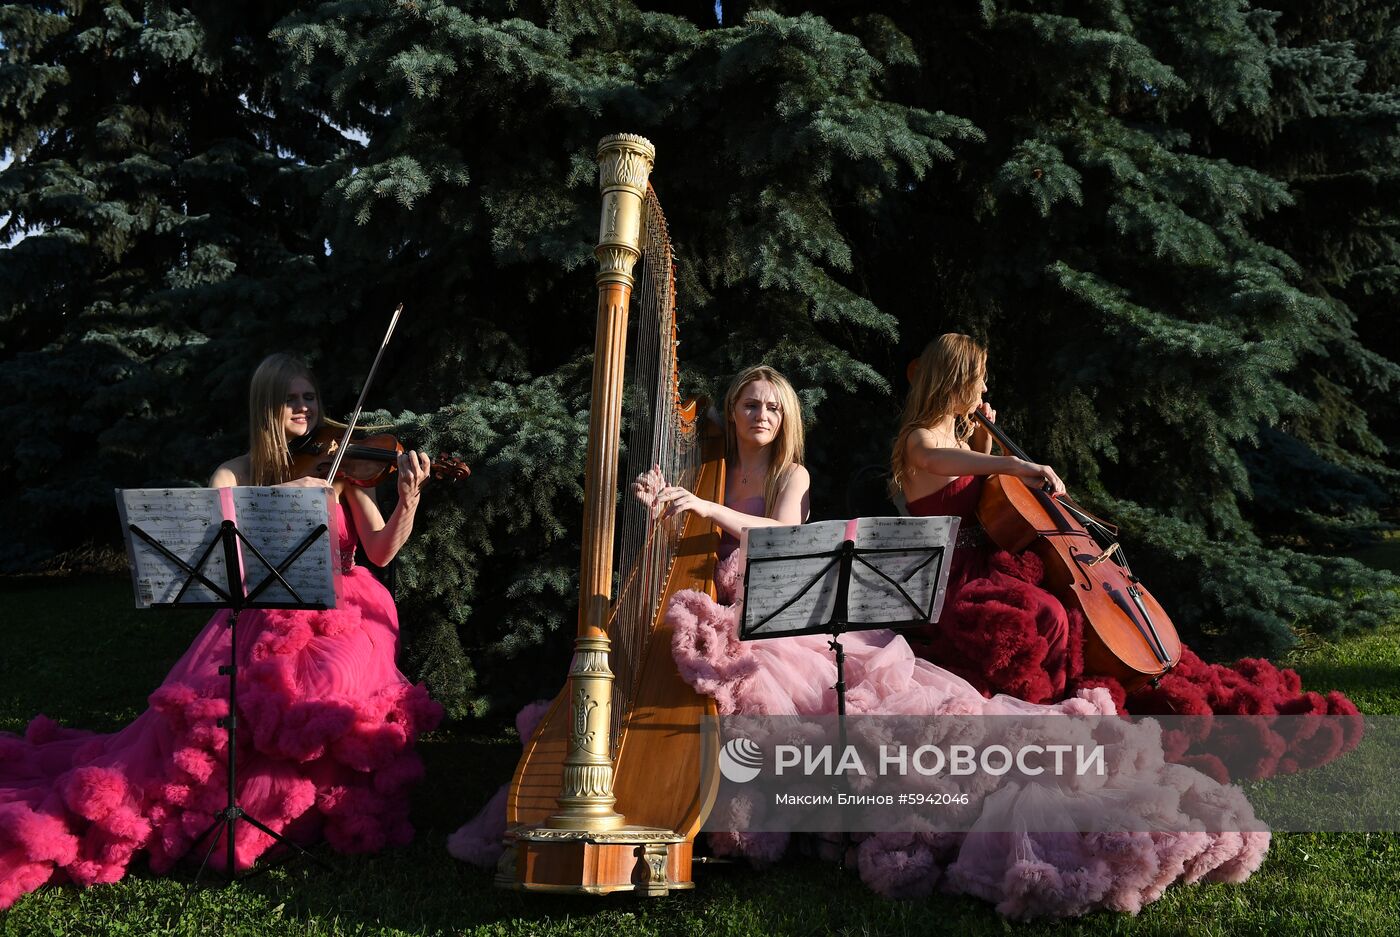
[1200, 0, 1400, 550]
[3, 1, 1396, 719]
[269, 0, 976, 714]
[783, 0, 1400, 656]
[0, 1, 339, 566]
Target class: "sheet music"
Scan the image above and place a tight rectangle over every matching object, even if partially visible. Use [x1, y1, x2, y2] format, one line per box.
[847, 516, 959, 625]
[743, 521, 849, 634]
[118, 486, 335, 609]
[741, 515, 959, 637]
[228, 486, 336, 607]
[117, 488, 228, 607]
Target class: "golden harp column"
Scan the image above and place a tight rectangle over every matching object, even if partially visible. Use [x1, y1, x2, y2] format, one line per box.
[547, 133, 655, 831]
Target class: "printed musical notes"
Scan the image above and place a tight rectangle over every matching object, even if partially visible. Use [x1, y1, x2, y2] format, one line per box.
[117, 488, 228, 606]
[116, 487, 335, 609]
[229, 487, 335, 607]
[743, 523, 847, 634]
[846, 516, 959, 626]
[740, 515, 959, 639]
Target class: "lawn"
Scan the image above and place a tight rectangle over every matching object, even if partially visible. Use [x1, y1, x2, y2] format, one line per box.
[2, 565, 1398, 936]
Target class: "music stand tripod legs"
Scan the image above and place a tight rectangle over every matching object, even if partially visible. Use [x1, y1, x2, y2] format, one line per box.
[176, 520, 337, 886]
[185, 603, 334, 886]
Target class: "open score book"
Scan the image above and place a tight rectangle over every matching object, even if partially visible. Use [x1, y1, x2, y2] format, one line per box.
[740, 515, 960, 638]
[116, 486, 336, 609]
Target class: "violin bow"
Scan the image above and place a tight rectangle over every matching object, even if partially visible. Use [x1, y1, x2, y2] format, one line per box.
[324, 303, 404, 484]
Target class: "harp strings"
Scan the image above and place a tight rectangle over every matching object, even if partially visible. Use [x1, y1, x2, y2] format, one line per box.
[609, 187, 700, 756]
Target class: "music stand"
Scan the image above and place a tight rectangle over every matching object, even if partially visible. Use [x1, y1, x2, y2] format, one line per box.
[738, 515, 960, 718]
[736, 515, 958, 867]
[117, 486, 338, 886]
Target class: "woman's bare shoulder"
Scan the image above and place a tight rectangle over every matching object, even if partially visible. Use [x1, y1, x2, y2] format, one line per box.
[210, 454, 251, 487]
[907, 425, 955, 449]
[779, 462, 812, 490]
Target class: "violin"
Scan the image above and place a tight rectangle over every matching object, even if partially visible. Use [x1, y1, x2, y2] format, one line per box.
[289, 423, 470, 487]
[971, 412, 1181, 691]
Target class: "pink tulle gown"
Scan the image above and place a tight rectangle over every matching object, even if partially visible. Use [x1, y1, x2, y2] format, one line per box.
[0, 502, 442, 911]
[663, 494, 1270, 919]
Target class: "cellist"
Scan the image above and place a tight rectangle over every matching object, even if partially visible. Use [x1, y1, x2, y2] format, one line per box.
[890, 333, 1075, 703]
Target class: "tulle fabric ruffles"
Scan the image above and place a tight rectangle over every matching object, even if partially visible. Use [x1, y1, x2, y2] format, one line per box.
[0, 506, 442, 910]
[902, 475, 1362, 782]
[667, 551, 1269, 920]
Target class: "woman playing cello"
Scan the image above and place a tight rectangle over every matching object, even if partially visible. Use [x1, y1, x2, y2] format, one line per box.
[892, 333, 1075, 702]
[891, 333, 1362, 747]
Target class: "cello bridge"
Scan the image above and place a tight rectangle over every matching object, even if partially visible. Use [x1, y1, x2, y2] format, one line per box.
[1087, 542, 1121, 568]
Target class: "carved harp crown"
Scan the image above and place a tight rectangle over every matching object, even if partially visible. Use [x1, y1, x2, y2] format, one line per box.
[502, 134, 725, 895]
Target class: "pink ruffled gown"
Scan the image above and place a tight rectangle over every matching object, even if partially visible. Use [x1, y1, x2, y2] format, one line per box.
[664, 494, 1270, 918]
[0, 502, 442, 910]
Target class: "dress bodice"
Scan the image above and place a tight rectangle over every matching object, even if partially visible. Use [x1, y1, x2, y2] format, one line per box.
[905, 474, 984, 522]
[333, 501, 359, 573]
[717, 493, 767, 564]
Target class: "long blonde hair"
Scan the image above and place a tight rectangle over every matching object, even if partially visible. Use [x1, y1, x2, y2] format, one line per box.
[248, 353, 320, 486]
[723, 365, 805, 516]
[889, 334, 987, 494]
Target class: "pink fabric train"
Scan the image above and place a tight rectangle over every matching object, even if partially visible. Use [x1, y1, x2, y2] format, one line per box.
[668, 548, 1270, 919]
[0, 503, 442, 911]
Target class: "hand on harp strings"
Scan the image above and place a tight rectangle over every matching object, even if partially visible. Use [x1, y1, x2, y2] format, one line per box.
[631, 464, 668, 514]
[632, 464, 707, 521]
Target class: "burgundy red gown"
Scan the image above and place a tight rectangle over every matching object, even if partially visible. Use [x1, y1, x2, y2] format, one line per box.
[905, 475, 1072, 704]
[903, 475, 1361, 783]
[1, 502, 442, 911]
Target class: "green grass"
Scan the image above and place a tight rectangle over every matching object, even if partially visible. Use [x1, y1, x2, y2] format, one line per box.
[2, 575, 1399, 935]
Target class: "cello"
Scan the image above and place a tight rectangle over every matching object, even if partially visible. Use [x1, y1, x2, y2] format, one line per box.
[972, 412, 1181, 691]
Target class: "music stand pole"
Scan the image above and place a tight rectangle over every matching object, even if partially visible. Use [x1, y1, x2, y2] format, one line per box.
[825, 539, 858, 868]
[184, 520, 335, 885]
[828, 538, 856, 754]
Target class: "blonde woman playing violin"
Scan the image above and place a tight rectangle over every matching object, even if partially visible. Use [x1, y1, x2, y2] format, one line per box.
[210, 353, 432, 568]
[0, 354, 442, 911]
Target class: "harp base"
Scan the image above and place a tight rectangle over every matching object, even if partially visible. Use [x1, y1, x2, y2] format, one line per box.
[498, 826, 694, 896]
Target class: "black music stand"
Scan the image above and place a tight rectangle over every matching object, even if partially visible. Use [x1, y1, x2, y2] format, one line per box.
[737, 517, 958, 866]
[124, 512, 337, 885]
[738, 516, 959, 719]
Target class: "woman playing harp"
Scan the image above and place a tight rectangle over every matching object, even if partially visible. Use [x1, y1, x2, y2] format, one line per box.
[633, 365, 811, 552]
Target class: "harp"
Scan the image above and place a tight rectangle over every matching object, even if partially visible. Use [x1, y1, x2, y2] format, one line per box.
[499, 134, 724, 895]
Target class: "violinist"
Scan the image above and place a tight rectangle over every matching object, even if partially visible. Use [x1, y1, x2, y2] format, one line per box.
[210, 352, 432, 567]
[891, 333, 1073, 703]
[0, 353, 443, 910]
